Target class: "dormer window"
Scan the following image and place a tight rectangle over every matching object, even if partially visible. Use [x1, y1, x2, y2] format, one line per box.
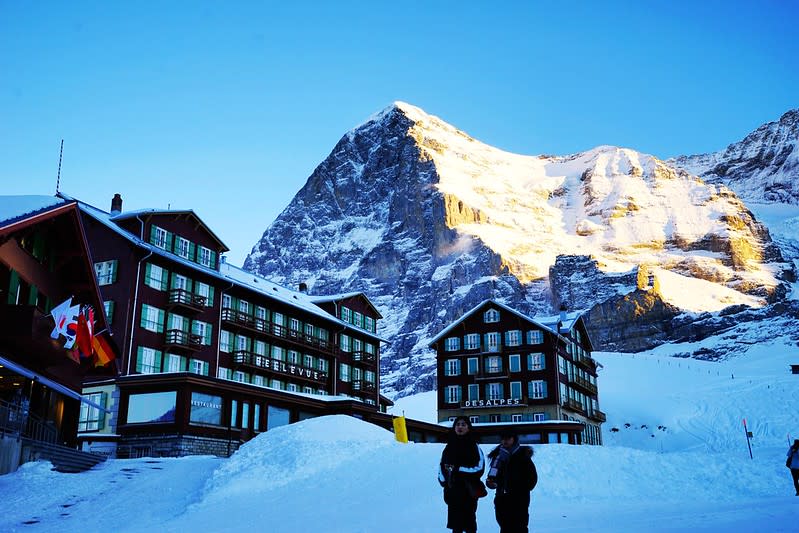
[152, 226, 169, 250]
[198, 246, 214, 268]
[176, 237, 191, 259]
[484, 309, 500, 323]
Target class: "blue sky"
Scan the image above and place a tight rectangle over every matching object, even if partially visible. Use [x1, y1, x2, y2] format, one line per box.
[2, 1, 797, 265]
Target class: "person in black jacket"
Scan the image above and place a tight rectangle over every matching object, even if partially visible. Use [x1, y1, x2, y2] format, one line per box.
[438, 416, 486, 533]
[486, 429, 538, 533]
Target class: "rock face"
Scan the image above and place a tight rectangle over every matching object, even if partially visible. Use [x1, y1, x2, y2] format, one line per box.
[670, 109, 799, 204]
[245, 103, 796, 398]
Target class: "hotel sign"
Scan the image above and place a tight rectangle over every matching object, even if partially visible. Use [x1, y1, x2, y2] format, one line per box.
[462, 398, 522, 409]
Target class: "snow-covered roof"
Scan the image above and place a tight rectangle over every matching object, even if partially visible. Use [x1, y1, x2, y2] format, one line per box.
[428, 298, 584, 346]
[0, 195, 69, 227]
[112, 208, 229, 251]
[61, 193, 385, 341]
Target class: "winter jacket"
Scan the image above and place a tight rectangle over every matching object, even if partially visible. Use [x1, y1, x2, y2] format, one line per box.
[788, 445, 799, 469]
[486, 443, 537, 496]
[438, 434, 486, 533]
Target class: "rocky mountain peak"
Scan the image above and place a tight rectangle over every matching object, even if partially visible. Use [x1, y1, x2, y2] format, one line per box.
[245, 104, 795, 398]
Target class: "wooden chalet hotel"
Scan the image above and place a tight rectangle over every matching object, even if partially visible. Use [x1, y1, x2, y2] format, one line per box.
[430, 300, 604, 445]
[64, 193, 440, 457]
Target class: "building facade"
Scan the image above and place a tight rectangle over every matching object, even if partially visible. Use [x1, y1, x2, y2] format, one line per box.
[0, 196, 117, 472]
[430, 299, 603, 445]
[71, 194, 389, 457]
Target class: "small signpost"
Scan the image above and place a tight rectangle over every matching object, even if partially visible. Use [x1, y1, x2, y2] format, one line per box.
[743, 418, 753, 459]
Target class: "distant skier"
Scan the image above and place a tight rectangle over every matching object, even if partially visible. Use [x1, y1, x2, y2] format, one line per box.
[787, 439, 799, 496]
[486, 429, 538, 533]
[438, 416, 485, 533]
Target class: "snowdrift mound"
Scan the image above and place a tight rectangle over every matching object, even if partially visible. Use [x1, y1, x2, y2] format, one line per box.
[199, 415, 397, 500]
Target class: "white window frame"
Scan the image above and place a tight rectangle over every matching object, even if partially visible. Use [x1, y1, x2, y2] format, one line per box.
[485, 332, 500, 352]
[444, 359, 461, 376]
[505, 330, 522, 346]
[527, 330, 544, 344]
[484, 309, 500, 323]
[198, 246, 213, 267]
[176, 236, 191, 259]
[464, 333, 480, 350]
[529, 380, 547, 399]
[445, 385, 461, 404]
[528, 353, 545, 371]
[445, 337, 460, 351]
[487, 382, 503, 401]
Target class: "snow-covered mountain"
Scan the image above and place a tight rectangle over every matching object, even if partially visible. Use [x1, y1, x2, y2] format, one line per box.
[244, 103, 797, 397]
[670, 109, 799, 205]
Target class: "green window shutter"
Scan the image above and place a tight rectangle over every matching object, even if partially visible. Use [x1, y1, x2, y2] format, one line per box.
[111, 260, 118, 283]
[97, 392, 107, 430]
[202, 361, 209, 376]
[204, 323, 213, 345]
[186, 278, 193, 292]
[207, 286, 215, 307]
[145, 263, 152, 286]
[140, 304, 149, 329]
[189, 242, 196, 262]
[135, 346, 144, 373]
[210, 251, 217, 269]
[155, 350, 163, 371]
[170, 273, 178, 290]
[149, 225, 158, 245]
[7, 270, 19, 304]
[105, 301, 115, 324]
[166, 231, 174, 252]
[27, 285, 38, 306]
[160, 267, 169, 290]
[157, 309, 165, 333]
[167, 313, 176, 331]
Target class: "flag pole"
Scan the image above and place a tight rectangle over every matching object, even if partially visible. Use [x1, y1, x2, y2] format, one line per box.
[55, 139, 64, 194]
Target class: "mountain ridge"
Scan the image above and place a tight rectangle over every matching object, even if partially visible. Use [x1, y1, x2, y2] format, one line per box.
[244, 103, 797, 397]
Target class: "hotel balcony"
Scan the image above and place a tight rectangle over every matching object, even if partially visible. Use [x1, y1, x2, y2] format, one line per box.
[574, 353, 597, 372]
[569, 375, 598, 396]
[352, 380, 376, 393]
[221, 308, 337, 357]
[164, 329, 203, 352]
[167, 288, 206, 313]
[351, 350, 377, 366]
[588, 409, 607, 423]
[562, 397, 585, 415]
[233, 350, 328, 385]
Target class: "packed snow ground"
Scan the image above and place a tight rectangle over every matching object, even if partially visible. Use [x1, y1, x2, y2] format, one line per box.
[1, 336, 798, 532]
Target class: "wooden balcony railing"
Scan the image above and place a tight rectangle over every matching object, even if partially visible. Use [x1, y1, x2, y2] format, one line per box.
[233, 351, 327, 385]
[164, 329, 203, 351]
[222, 308, 336, 356]
[351, 351, 377, 365]
[588, 409, 607, 423]
[574, 353, 597, 371]
[352, 380, 376, 393]
[563, 397, 585, 414]
[569, 375, 598, 396]
[167, 289, 206, 312]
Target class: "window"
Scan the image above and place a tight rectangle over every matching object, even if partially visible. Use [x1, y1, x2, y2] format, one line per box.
[341, 307, 351, 323]
[193, 320, 213, 345]
[165, 353, 185, 373]
[484, 309, 500, 323]
[230, 400, 239, 428]
[467, 358, 478, 375]
[190, 358, 209, 376]
[78, 392, 106, 431]
[144, 263, 168, 290]
[353, 312, 363, 328]
[526, 330, 544, 344]
[528, 380, 548, 399]
[167, 313, 188, 333]
[509, 354, 521, 372]
[364, 316, 375, 332]
[484, 355, 502, 374]
[352, 367, 362, 382]
[318, 358, 329, 373]
[444, 359, 461, 376]
[533, 413, 546, 422]
[489, 414, 501, 423]
[140, 304, 164, 333]
[528, 353, 545, 371]
[303, 354, 314, 368]
[464, 333, 480, 350]
[176, 237, 191, 259]
[239, 299, 250, 315]
[365, 370, 375, 383]
[467, 384, 479, 401]
[254, 340, 267, 355]
[272, 312, 285, 327]
[505, 330, 522, 346]
[340, 363, 351, 382]
[510, 381, 522, 400]
[512, 414, 523, 423]
[289, 317, 300, 334]
[485, 332, 500, 352]
[233, 371, 248, 383]
[219, 330, 233, 353]
[222, 294, 232, 310]
[271, 345, 285, 361]
[151, 226, 169, 249]
[486, 382, 503, 400]
[469, 415, 479, 424]
[340, 334, 351, 352]
[445, 385, 461, 404]
[286, 383, 299, 392]
[103, 301, 115, 324]
[195, 282, 213, 307]
[172, 273, 189, 292]
[241, 403, 250, 429]
[198, 246, 214, 268]
[445, 337, 460, 351]
[136, 346, 162, 374]
[235, 335, 249, 353]
[94, 260, 118, 285]
[288, 350, 300, 364]
[352, 338, 362, 354]
[252, 375, 265, 387]
[217, 367, 232, 380]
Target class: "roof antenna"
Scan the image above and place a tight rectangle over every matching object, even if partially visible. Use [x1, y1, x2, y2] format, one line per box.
[55, 139, 64, 194]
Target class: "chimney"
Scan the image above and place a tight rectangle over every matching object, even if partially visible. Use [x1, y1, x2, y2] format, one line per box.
[298, 282, 308, 293]
[558, 304, 569, 334]
[110, 193, 123, 215]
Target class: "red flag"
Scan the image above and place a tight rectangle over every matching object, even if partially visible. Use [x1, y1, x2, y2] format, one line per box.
[75, 307, 93, 359]
[92, 333, 116, 367]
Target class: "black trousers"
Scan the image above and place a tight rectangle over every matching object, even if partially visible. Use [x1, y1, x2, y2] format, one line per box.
[791, 468, 799, 494]
[494, 493, 531, 533]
